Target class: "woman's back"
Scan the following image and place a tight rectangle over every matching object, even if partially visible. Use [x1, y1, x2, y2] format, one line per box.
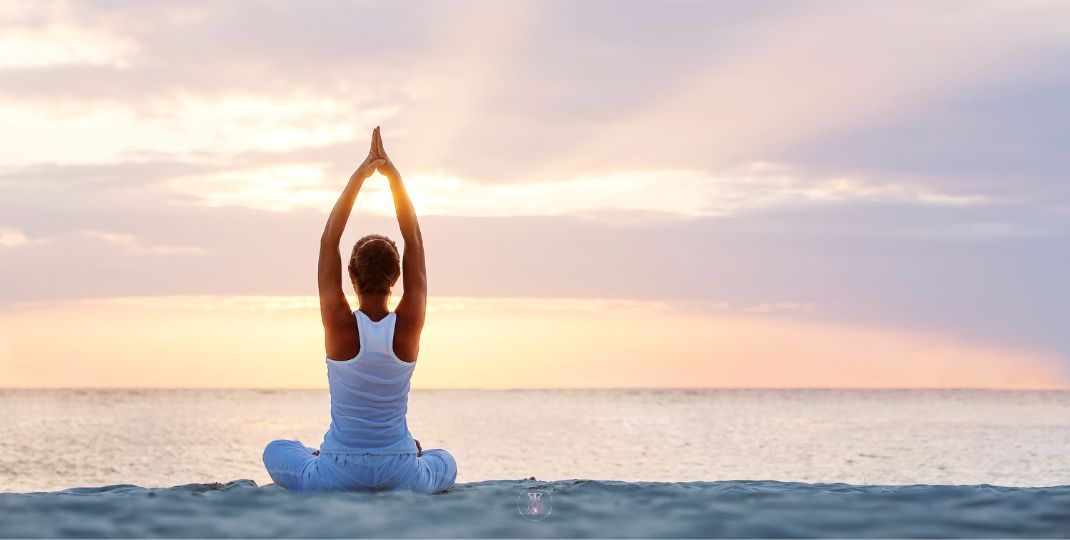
[320, 310, 419, 455]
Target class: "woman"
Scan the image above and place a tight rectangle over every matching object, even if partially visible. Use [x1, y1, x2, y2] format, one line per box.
[262, 127, 457, 494]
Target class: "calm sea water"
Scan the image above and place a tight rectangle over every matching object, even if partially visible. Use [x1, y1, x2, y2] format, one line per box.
[2, 389, 1068, 492]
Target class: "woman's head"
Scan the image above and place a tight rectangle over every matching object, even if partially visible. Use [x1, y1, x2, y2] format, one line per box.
[348, 234, 401, 295]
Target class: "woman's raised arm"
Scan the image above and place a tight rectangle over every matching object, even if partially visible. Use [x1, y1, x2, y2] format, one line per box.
[375, 130, 427, 353]
[318, 128, 385, 359]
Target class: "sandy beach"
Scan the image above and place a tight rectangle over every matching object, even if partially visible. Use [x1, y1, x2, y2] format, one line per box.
[3, 479, 1069, 538]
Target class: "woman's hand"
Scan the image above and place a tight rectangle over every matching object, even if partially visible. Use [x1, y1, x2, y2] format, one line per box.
[373, 127, 401, 180]
[353, 127, 387, 180]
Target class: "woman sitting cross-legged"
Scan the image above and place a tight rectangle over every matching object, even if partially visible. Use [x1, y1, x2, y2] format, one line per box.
[262, 127, 457, 494]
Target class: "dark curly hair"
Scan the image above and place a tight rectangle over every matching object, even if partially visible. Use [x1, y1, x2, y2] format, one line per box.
[348, 234, 400, 295]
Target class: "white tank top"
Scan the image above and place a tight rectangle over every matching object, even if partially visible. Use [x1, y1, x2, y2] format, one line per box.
[319, 310, 419, 454]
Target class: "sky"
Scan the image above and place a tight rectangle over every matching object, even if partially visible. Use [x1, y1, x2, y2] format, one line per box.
[1, 0, 1068, 388]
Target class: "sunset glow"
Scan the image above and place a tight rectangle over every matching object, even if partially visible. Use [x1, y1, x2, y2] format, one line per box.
[0, 296, 1063, 389]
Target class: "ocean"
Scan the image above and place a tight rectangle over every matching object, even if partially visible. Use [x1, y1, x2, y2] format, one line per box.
[3, 388, 1069, 491]
[2, 389, 1069, 538]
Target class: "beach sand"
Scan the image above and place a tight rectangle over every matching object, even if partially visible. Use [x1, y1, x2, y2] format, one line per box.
[2, 479, 1068, 538]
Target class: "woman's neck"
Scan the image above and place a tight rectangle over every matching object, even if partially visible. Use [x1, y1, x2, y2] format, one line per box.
[357, 294, 390, 320]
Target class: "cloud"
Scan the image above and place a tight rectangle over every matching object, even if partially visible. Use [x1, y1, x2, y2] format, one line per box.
[164, 164, 336, 212]
[1, 203, 1065, 354]
[0, 25, 137, 69]
[79, 229, 205, 255]
[2, 1, 1066, 188]
[0, 226, 46, 248]
[0, 94, 396, 167]
[163, 161, 988, 217]
[0, 1, 138, 69]
[417, 1, 1070, 183]
[742, 302, 819, 315]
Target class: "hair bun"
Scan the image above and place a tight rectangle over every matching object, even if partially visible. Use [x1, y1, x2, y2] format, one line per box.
[349, 234, 401, 295]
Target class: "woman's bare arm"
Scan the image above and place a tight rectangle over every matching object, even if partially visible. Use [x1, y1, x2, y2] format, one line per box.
[318, 128, 385, 360]
[375, 130, 427, 359]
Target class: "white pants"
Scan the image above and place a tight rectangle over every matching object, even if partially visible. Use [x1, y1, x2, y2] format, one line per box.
[262, 439, 457, 494]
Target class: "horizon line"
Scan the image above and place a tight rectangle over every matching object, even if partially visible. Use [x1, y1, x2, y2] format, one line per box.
[1, 386, 1067, 392]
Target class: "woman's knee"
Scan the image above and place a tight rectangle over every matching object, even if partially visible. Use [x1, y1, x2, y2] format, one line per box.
[262, 439, 300, 466]
[439, 450, 458, 482]
[422, 449, 458, 491]
[262, 439, 315, 490]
